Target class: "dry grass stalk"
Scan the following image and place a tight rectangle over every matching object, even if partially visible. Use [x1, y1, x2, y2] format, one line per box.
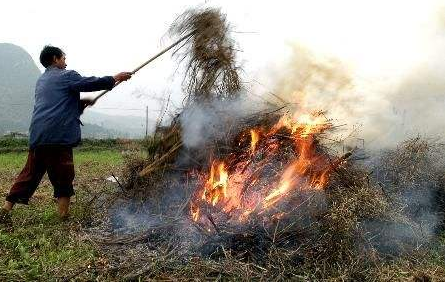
[139, 141, 183, 177]
[169, 7, 241, 103]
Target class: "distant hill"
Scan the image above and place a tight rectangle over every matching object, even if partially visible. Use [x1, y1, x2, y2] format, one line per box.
[0, 43, 40, 133]
[0, 43, 153, 138]
[82, 111, 152, 138]
[81, 122, 126, 138]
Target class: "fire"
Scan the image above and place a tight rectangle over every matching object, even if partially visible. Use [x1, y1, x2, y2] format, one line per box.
[296, 113, 329, 137]
[263, 138, 322, 208]
[191, 110, 344, 225]
[270, 113, 330, 138]
[202, 161, 229, 206]
[250, 129, 260, 153]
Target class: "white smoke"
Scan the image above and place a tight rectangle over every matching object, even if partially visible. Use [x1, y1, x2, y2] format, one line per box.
[179, 96, 268, 148]
[247, 3, 445, 150]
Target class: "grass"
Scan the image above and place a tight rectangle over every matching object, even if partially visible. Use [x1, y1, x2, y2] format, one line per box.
[0, 149, 123, 281]
[0, 210, 96, 281]
[0, 137, 140, 153]
[0, 152, 27, 171]
[0, 149, 122, 171]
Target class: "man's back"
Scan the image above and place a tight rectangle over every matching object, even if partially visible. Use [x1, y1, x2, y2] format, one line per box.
[30, 67, 81, 148]
[29, 67, 115, 149]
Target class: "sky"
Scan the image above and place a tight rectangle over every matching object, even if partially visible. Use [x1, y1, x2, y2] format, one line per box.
[1, 0, 444, 142]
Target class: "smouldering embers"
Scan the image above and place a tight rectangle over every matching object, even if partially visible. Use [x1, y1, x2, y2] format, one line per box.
[190, 111, 343, 225]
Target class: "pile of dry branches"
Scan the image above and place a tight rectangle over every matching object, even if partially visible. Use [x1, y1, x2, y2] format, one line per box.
[88, 135, 445, 281]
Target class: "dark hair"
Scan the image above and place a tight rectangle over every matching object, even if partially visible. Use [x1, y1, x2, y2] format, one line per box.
[39, 45, 64, 68]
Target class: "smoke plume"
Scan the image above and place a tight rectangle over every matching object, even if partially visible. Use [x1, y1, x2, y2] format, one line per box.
[254, 5, 445, 150]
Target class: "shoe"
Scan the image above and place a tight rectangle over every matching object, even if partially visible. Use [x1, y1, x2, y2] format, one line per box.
[0, 208, 13, 230]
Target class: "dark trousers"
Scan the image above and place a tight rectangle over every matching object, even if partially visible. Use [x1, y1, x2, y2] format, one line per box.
[6, 146, 75, 205]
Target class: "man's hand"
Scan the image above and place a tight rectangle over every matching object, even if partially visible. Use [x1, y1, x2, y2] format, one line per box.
[79, 98, 95, 114]
[113, 72, 132, 83]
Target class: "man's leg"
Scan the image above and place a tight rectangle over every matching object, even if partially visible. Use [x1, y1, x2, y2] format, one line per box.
[4, 149, 46, 207]
[1, 149, 46, 226]
[45, 146, 75, 218]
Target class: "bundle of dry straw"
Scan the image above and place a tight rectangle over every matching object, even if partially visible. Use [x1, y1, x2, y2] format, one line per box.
[169, 7, 241, 103]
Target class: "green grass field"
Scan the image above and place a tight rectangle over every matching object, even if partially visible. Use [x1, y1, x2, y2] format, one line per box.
[0, 149, 123, 281]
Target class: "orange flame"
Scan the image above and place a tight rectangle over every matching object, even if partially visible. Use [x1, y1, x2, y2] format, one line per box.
[296, 114, 329, 137]
[202, 161, 229, 206]
[263, 139, 312, 208]
[192, 111, 339, 224]
[250, 129, 260, 153]
[269, 113, 329, 138]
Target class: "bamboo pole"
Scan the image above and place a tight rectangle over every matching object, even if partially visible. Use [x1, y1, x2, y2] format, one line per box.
[91, 31, 195, 104]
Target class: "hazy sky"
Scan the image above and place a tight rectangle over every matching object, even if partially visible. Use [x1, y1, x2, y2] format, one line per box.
[1, 0, 443, 123]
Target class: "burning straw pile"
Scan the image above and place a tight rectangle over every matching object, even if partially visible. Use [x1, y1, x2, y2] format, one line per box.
[88, 7, 445, 281]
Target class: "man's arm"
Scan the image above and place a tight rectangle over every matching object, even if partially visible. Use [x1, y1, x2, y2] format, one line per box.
[72, 71, 133, 113]
[68, 71, 115, 93]
[68, 71, 132, 93]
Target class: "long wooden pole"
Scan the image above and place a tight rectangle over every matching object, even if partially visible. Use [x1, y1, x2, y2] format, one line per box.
[91, 31, 195, 104]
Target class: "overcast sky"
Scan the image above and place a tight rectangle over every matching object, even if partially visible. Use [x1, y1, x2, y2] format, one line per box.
[1, 0, 443, 122]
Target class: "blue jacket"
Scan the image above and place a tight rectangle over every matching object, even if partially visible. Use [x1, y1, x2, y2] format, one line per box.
[29, 66, 115, 149]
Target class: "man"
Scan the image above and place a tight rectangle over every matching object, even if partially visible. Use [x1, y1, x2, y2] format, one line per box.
[0, 45, 132, 227]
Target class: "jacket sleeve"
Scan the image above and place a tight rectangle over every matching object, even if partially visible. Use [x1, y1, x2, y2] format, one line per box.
[67, 70, 115, 92]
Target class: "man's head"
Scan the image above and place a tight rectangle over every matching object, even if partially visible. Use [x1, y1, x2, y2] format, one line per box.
[39, 45, 66, 69]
